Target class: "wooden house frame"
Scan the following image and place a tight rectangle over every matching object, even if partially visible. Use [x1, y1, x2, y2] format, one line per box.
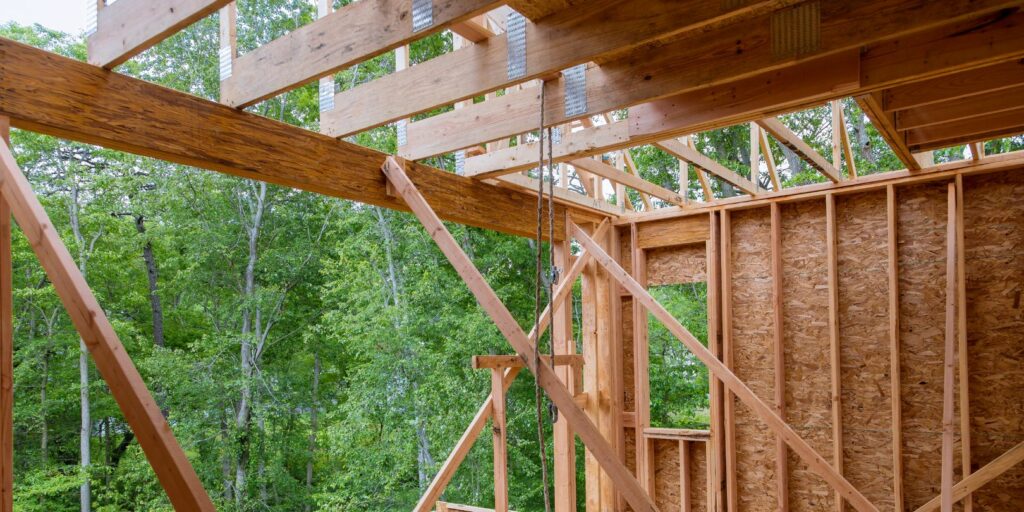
[0, 0, 1023, 510]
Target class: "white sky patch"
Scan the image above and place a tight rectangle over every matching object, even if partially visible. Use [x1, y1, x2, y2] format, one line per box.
[0, 0, 87, 35]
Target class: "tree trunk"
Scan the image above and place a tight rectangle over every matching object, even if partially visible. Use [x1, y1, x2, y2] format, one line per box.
[69, 179, 96, 512]
[133, 216, 164, 349]
[305, 351, 320, 512]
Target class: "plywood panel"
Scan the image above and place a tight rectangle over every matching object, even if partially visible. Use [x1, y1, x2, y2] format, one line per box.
[648, 244, 708, 286]
[780, 200, 835, 512]
[729, 208, 777, 512]
[836, 191, 896, 511]
[897, 181, 961, 511]
[961, 171, 1024, 512]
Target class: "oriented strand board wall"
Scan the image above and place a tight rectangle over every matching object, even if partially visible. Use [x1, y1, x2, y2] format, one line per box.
[648, 244, 707, 286]
[836, 191, 895, 511]
[897, 182, 963, 510]
[729, 208, 777, 511]
[779, 200, 835, 512]
[688, 441, 709, 512]
[651, 439, 711, 512]
[962, 172, 1024, 511]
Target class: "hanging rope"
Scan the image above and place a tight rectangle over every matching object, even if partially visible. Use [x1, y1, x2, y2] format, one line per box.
[532, 81, 554, 512]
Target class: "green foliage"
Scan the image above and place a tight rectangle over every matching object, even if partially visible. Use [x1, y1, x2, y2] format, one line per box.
[648, 285, 709, 429]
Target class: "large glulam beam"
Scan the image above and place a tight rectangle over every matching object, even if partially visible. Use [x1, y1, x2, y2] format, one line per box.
[906, 107, 1024, 151]
[410, 0, 1023, 159]
[322, 0, 795, 137]
[882, 59, 1024, 112]
[220, 0, 502, 108]
[0, 38, 575, 240]
[87, 0, 232, 69]
[894, 84, 1024, 131]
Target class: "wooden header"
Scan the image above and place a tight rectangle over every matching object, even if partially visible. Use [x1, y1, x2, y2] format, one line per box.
[472, 354, 583, 371]
[643, 427, 711, 442]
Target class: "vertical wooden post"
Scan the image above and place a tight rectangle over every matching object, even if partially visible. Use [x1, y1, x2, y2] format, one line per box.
[954, 175, 972, 512]
[750, 123, 760, 192]
[886, 185, 905, 512]
[553, 213, 576, 512]
[681, 441, 692, 512]
[759, 130, 782, 192]
[631, 223, 652, 493]
[219, 2, 236, 75]
[721, 210, 737, 512]
[597, 226, 617, 509]
[679, 151, 690, 203]
[707, 212, 723, 512]
[491, 368, 509, 512]
[610, 226, 626, 510]
[940, 183, 957, 512]
[831, 100, 843, 177]
[0, 118, 12, 512]
[770, 203, 789, 512]
[826, 193, 844, 512]
[582, 222, 601, 512]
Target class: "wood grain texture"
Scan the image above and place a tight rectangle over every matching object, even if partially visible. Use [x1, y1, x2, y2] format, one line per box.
[0, 38, 575, 241]
[88, 0, 232, 68]
[221, 0, 501, 107]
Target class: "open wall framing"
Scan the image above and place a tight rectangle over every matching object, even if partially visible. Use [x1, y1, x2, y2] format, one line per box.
[608, 164, 1024, 512]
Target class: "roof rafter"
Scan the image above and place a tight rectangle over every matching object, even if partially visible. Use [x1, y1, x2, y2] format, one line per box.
[87, 0, 233, 69]
[756, 117, 842, 183]
[323, 0, 796, 138]
[403, 0, 1021, 160]
[655, 140, 758, 196]
[570, 157, 685, 207]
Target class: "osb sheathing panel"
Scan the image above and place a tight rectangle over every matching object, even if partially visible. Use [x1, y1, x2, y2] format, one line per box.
[836, 191, 896, 511]
[689, 441, 709, 512]
[729, 208, 778, 512]
[780, 200, 835, 512]
[648, 243, 707, 286]
[962, 171, 1024, 512]
[897, 181, 963, 511]
[653, 439, 682, 511]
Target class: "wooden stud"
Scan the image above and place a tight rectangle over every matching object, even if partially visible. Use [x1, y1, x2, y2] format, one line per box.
[706, 212, 723, 512]
[770, 203, 789, 512]
[831, 100, 843, 173]
[720, 210, 737, 512]
[382, 159, 657, 512]
[913, 440, 1024, 512]
[596, 225, 616, 510]
[681, 440, 692, 512]
[941, 182, 957, 512]
[954, 174, 972, 512]
[826, 193, 844, 512]
[573, 223, 880, 512]
[0, 119, 10, 512]
[631, 223, 652, 493]
[0, 141, 216, 511]
[838, 108, 858, 179]
[886, 184, 905, 512]
[750, 123, 761, 192]
[413, 220, 610, 512]
[491, 368, 509, 512]
[552, 213, 576, 512]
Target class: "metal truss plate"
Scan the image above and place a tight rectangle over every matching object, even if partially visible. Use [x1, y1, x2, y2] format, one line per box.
[506, 11, 527, 80]
[218, 46, 233, 81]
[455, 150, 466, 175]
[85, 0, 98, 36]
[318, 79, 335, 112]
[562, 64, 588, 118]
[396, 120, 408, 147]
[412, 0, 434, 33]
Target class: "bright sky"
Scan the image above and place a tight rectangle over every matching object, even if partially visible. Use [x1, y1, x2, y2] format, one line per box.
[0, 0, 86, 35]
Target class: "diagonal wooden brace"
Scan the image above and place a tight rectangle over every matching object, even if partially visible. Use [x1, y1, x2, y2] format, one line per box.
[413, 218, 608, 512]
[571, 221, 880, 512]
[382, 157, 658, 512]
[0, 143, 216, 511]
[914, 440, 1024, 512]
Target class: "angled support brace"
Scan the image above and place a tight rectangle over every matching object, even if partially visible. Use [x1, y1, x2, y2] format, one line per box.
[571, 221, 880, 512]
[0, 144, 215, 511]
[913, 440, 1024, 512]
[382, 156, 658, 512]
[412, 209, 610, 512]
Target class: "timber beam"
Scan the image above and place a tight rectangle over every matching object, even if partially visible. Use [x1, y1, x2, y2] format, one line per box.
[220, 0, 504, 108]
[323, 0, 797, 137]
[415, 0, 1023, 162]
[87, 0, 232, 69]
[0, 37, 587, 240]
